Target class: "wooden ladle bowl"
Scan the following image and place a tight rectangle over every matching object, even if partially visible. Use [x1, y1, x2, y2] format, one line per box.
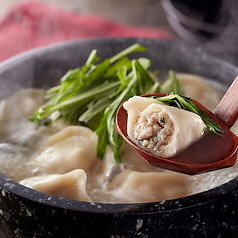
[115, 76, 238, 175]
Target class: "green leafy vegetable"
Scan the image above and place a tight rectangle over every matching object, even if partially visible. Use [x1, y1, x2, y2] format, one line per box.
[161, 69, 184, 95]
[159, 116, 165, 124]
[151, 93, 223, 136]
[30, 43, 162, 163]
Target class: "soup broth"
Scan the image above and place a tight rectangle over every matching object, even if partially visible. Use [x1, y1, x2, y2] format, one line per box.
[0, 74, 237, 204]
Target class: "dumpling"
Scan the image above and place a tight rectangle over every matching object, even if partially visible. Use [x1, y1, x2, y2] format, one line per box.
[123, 96, 206, 158]
[20, 169, 91, 202]
[30, 126, 99, 175]
[107, 169, 189, 203]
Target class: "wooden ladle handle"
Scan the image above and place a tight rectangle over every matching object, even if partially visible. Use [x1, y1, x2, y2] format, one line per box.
[214, 75, 238, 129]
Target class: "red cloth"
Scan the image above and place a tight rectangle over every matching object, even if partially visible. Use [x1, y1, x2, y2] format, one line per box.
[0, 1, 171, 62]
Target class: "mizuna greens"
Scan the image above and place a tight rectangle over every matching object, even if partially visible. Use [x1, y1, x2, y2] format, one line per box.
[151, 93, 223, 136]
[30, 43, 220, 163]
[30, 43, 165, 163]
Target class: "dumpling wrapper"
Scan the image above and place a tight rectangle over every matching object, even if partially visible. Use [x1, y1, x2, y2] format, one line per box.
[30, 126, 99, 175]
[107, 169, 189, 203]
[123, 96, 206, 158]
[20, 169, 91, 202]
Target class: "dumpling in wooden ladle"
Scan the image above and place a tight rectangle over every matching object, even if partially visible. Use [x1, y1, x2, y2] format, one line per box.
[123, 96, 206, 158]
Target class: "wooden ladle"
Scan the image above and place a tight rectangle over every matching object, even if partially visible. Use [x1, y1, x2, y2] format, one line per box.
[115, 76, 238, 175]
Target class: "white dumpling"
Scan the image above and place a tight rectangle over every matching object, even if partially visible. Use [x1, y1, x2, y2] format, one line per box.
[20, 169, 91, 202]
[30, 126, 99, 175]
[124, 96, 206, 158]
[107, 169, 189, 203]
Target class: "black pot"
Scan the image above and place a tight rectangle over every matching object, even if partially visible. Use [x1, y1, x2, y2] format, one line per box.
[0, 38, 238, 238]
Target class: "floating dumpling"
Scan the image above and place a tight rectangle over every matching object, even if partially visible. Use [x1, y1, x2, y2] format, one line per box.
[107, 169, 189, 203]
[20, 169, 91, 202]
[123, 96, 206, 158]
[30, 126, 99, 175]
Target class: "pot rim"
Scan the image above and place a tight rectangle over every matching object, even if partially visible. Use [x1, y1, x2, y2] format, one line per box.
[0, 37, 238, 215]
[1, 172, 238, 214]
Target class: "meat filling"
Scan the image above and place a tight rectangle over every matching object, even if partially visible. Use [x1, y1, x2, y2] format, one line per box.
[133, 111, 174, 154]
